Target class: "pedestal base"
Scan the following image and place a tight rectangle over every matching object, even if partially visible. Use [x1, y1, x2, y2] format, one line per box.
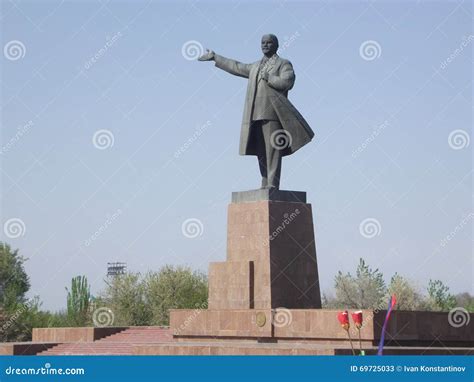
[170, 309, 474, 349]
[208, 191, 322, 310]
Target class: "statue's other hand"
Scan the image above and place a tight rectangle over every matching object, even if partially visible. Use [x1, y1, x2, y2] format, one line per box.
[198, 49, 215, 61]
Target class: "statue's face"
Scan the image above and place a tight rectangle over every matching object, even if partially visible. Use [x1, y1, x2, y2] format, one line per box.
[261, 35, 277, 55]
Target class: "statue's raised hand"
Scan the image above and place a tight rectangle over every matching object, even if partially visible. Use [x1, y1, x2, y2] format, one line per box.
[198, 49, 215, 61]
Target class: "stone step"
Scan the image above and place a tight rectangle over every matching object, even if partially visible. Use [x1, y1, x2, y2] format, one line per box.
[34, 325, 474, 356]
[134, 342, 474, 356]
[38, 344, 133, 355]
[37, 327, 174, 355]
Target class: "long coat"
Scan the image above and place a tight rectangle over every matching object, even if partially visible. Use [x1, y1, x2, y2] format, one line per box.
[214, 53, 314, 157]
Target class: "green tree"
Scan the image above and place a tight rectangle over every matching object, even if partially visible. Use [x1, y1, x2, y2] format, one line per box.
[1, 297, 62, 342]
[143, 265, 208, 325]
[424, 279, 456, 311]
[0, 244, 60, 341]
[97, 265, 208, 326]
[66, 276, 91, 326]
[0, 243, 33, 341]
[99, 273, 151, 326]
[0, 243, 30, 309]
[455, 292, 474, 312]
[387, 273, 423, 310]
[334, 258, 386, 309]
[321, 292, 339, 309]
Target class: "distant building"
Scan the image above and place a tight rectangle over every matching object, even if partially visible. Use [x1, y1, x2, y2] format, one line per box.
[107, 262, 126, 276]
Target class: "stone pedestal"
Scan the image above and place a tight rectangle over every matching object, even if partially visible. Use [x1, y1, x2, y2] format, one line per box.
[208, 190, 322, 310]
[169, 308, 474, 352]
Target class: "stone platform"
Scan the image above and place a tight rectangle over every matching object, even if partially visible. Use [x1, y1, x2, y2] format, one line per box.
[170, 308, 474, 350]
[134, 342, 471, 356]
[231, 189, 307, 203]
[1, 310, 472, 355]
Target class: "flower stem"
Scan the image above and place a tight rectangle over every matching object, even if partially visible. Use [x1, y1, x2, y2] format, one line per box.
[346, 329, 355, 355]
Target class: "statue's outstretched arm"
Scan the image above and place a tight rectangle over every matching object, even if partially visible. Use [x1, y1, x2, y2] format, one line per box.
[198, 49, 251, 79]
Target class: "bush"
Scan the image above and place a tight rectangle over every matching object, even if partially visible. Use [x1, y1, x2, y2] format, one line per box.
[423, 279, 456, 311]
[96, 265, 208, 326]
[387, 273, 423, 310]
[143, 265, 208, 325]
[333, 258, 386, 309]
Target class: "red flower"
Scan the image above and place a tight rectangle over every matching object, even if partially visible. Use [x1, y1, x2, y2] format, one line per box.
[337, 311, 350, 330]
[351, 311, 363, 328]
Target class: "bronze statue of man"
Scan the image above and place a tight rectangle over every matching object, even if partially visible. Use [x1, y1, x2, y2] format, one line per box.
[199, 34, 314, 190]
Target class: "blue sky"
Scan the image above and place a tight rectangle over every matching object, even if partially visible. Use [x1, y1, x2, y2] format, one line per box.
[1, 0, 472, 311]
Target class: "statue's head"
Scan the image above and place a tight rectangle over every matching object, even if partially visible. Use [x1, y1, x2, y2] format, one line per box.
[261, 34, 279, 56]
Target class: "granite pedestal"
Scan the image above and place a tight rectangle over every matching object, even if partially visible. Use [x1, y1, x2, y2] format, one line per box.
[208, 190, 321, 310]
